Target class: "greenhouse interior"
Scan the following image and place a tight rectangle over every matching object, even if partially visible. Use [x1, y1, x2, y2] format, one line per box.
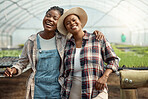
[1, 0, 148, 47]
[0, 0, 148, 99]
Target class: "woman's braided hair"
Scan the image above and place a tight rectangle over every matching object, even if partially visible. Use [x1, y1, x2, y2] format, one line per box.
[46, 6, 64, 16]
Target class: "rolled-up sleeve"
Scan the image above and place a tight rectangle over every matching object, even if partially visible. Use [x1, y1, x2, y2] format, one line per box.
[106, 58, 119, 72]
[12, 40, 30, 76]
[102, 39, 119, 72]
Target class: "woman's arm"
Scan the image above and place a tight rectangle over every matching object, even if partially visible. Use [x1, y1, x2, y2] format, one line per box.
[95, 39, 119, 90]
[95, 69, 113, 90]
[4, 39, 31, 77]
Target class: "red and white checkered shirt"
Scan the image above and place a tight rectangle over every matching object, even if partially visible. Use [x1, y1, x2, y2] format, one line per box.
[61, 31, 119, 99]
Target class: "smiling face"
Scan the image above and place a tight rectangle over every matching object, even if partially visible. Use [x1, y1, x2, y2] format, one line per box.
[64, 14, 82, 35]
[43, 10, 61, 32]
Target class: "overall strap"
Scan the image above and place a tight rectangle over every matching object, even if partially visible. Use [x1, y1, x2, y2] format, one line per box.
[37, 34, 41, 50]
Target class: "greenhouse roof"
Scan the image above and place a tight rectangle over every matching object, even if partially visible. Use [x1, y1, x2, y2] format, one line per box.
[0, 0, 148, 36]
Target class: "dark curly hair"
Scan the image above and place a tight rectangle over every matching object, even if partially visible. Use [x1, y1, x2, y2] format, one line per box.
[46, 6, 64, 16]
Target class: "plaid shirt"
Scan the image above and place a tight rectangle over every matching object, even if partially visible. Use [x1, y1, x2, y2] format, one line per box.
[61, 31, 119, 99]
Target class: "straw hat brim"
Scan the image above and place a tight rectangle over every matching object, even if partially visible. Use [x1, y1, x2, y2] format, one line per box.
[57, 7, 88, 35]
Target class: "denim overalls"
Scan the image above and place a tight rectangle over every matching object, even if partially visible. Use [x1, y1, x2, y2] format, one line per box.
[34, 35, 61, 99]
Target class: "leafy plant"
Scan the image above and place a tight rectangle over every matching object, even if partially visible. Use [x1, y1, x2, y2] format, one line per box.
[0, 50, 22, 57]
[111, 44, 148, 67]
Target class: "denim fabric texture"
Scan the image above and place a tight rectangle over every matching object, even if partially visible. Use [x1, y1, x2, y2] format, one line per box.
[34, 35, 61, 99]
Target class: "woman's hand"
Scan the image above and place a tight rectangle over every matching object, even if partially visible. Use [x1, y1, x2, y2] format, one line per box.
[93, 30, 104, 41]
[4, 67, 17, 77]
[95, 75, 108, 90]
[95, 69, 112, 90]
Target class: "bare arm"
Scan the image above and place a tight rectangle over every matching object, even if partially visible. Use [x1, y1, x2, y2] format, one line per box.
[95, 69, 113, 90]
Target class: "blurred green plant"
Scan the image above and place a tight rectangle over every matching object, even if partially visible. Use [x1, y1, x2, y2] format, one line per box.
[0, 50, 22, 57]
[111, 44, 148, 67]
[0, 44, 148, 67]
[18, 44, 24, 48]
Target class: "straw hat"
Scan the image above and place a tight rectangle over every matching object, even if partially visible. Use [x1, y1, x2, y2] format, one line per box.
[57, 7, 88, 35]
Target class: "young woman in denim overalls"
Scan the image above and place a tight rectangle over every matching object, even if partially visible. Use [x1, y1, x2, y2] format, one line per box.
[33, 34, 61, 98]
[4, 6, 65, 99]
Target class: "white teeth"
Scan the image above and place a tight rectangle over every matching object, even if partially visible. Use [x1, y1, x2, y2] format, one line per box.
[46, 20, 53, 26]
[46, 22, 53, 26]
[47, 23, 51, 25]
[71, 26, 77, 29]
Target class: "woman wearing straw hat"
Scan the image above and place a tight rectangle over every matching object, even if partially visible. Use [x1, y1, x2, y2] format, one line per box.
[57, 7, 119, 99]
[4, 6, 104, 99]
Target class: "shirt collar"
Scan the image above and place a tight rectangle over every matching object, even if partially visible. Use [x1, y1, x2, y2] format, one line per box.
[83, 30, 90, 40]
[28, 31, 61, 41]
[69, 30, 90, 42]
[28, 31, 43, 41]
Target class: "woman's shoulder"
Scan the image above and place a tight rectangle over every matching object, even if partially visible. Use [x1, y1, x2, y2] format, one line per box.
[84, 30, 95, 37]
[84, 31, 97, 40]
[85, 31, 106, 44]
[28, 31, 43, 41]
[27, 34, 36, 42]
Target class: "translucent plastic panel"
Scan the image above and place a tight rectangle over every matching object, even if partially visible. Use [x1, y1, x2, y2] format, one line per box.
[0, 0, 148, 40]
